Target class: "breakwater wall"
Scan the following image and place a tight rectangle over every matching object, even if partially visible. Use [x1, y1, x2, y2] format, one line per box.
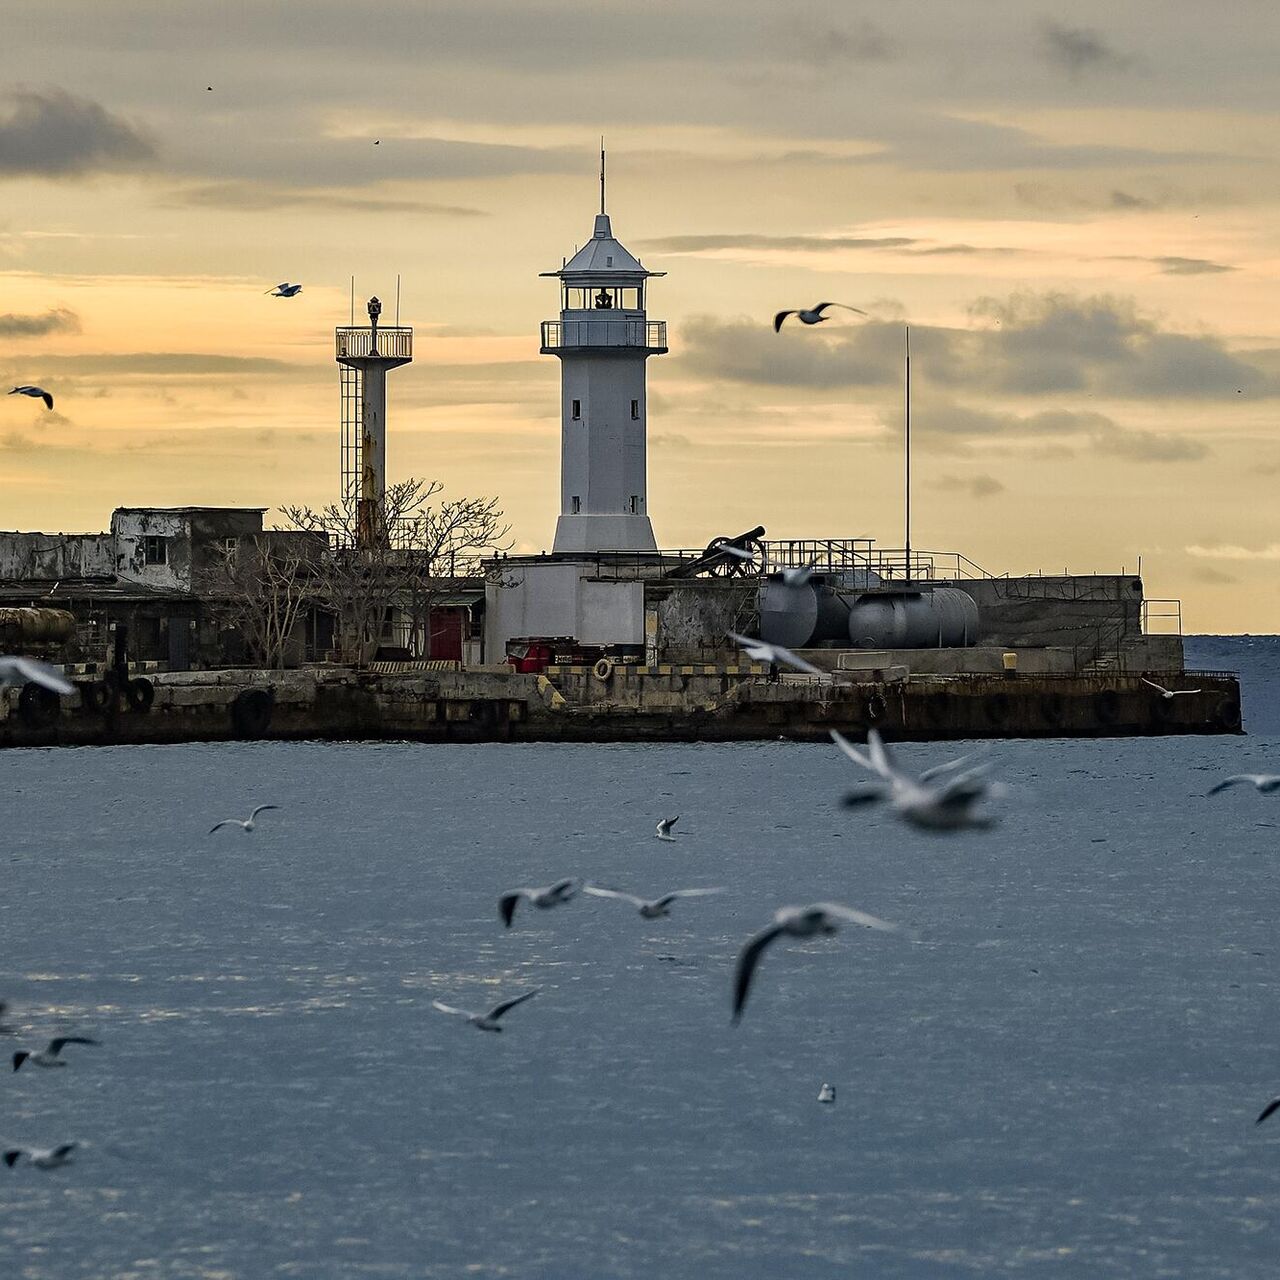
[0, 663, 1243, 747]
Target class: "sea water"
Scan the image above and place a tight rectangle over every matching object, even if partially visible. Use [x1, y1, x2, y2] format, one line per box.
[1, 636, 1278, 1278]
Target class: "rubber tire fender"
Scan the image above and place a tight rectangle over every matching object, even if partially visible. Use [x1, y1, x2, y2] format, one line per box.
[18, 681, 60, 728]
[126, 677, 155, 713]
[230, 687, 274, 738]
[78, 679, 112, 713]
[592, 658, 613, 682]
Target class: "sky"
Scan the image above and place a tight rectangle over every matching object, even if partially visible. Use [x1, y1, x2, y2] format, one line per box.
[2, 0, 1278, 631]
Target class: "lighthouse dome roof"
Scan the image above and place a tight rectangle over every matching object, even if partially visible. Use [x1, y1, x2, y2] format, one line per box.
[541, 214, 664, 284]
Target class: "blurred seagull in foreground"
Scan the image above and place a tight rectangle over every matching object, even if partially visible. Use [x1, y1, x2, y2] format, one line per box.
[265, 283, 303, 298]
[831, 728, 999, 830]
[209, 804, 279, 834]
[656, 816, 679, 842]
[727, 631, 823, 677]
[8, 385, 53, 410]
[0, 656, 73, 695]
[498, 878, 581, 927]
[583, 885, 724, 919]
[432, 989, 539, 1032]
[774, 302, 866, 333]
[13, 1037, 99, 1071]
[1208, 774, 1280, 796]
[1257, 1097, 1280, 1125]
[732, 903, 903, 1023]
[780, 565, 815, 587]
[1141, 677, 1202, 699]
[3, 1144, 76, 1169]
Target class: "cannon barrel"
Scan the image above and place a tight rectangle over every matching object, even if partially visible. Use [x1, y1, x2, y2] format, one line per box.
[665, 526, 766, 579]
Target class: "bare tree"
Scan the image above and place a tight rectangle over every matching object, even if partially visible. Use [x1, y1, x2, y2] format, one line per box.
[281, 478, 510, 664]
[214, 533, 320, 669]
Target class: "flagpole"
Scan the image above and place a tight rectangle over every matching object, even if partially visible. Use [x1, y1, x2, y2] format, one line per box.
[905, 323, 912, 582]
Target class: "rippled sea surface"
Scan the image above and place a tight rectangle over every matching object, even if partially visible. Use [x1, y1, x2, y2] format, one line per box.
[3, 638, 1279, 1278]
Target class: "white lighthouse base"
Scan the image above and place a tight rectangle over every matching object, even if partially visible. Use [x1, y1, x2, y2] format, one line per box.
[552, 514, 657, 555]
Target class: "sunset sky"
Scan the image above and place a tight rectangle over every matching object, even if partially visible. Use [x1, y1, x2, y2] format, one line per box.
[3, 1, 1279, 630]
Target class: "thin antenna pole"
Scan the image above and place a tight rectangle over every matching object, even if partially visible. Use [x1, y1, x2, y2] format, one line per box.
[349, 276, 354, 325]
[395, 273, 401, 326]
[600, 137, 606, 215]
[905, 323, 912, 582]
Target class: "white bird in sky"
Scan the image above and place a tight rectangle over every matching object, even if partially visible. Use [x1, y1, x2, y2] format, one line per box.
[13, 1036, 99, 1072]
[1141, 677, 1202, 699]
[831, 728, 998, 830]
[727, 631, 824, 677]
[209, 804, 280, 834]
[8, 385, 53, 411]
[1208, 774, 1280, 796]
[781, 565, 815, 587]
[3, 1144, 77, 1170]
[432, 989, 539, 1032]
[498, 878, 581, 927]
[655, 816, 679, 842]
[732, 902, 903, 1023]
[583, 885, 724, 919]
[0, 656, 74, 695]
[774, 302, 866, 333]
[265, 283, 303, 298]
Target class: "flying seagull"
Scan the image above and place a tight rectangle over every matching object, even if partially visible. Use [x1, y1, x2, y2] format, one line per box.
[774, 302, 866, 333]
[266, 283, 303, 298]
[1141, 677, 1202, 699]
[0, 657, 74, 695]
[583, 885, 724, 919]
[732, 902, 903, 1023]
[3, 1144, 77, 1170]
[1208, 775, 1280, 796]
[8, 385, 53, 411]
[209, 804, 279, 834]
[831, 728, 999, 831]
[656, 816, 679, 842]
[727, 631, 823, 677]
[432, 989, 539, 1032]
[1258, 1097, 1280, 1125]
[712, 541, 755, 562]
[498, 878, 581, 927]
[780, 565, 815, 587]
[13, 1037, 99, 1072]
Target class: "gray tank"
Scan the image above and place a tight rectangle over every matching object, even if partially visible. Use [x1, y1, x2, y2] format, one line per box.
[759, 580, 855, 648]
[845, 588, 978, 649]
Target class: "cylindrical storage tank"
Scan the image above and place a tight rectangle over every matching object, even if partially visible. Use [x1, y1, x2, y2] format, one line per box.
[758, 579, 818, 649]
[811, 585, 855, 643]
[0, 607, 77, 646]
[846, 589, 978, 649]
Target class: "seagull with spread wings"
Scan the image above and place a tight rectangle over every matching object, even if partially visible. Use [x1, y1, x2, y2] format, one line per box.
[583, 885, 723, 919]
[432, 989, 539, 1032]
[774, 302, 866, 333]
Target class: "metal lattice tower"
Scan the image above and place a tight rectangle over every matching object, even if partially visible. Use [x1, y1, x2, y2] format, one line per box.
[339, 363, 364, 521]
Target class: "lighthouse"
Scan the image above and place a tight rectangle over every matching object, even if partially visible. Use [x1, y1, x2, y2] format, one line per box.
[539, 158, 667, 554]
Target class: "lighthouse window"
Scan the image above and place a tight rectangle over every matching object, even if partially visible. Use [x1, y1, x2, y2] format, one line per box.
[630, 399, 639, 420]
[571, 399, 581, 420]
[629, 495, 639, 514]
[572, 496, 581, 513]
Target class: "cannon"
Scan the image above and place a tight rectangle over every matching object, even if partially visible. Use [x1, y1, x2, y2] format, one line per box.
[665, 525, 766, 579]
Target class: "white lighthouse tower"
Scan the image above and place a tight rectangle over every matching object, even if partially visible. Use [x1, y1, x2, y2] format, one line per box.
[540, 156, 667, 554]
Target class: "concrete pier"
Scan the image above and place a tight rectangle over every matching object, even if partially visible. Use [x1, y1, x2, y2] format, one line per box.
[0, 663, 1243, 748]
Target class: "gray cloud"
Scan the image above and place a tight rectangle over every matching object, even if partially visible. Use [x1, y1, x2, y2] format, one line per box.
[1110, 188, 1158, 210]
[1037, 22, 1130, 77]
[936, 472, 1005, 498]
[0, 307, 80, 337]
[639, 233, 917, 254]
[1091, 420, 1208, 461]
[778, 17, 894, 66]
[1188, 564, 1238, 585]
[0, 88, 154, 176]
[680, 292, 1280, 402]
[1150, 256, 1235, 275]
[166, 181, 485, 218]
[1, 352, 298, 378]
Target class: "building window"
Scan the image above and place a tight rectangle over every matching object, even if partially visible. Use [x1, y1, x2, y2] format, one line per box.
[143, 536, 168, 566]
[571, 496, 581, 514]
[629, 495, 639, 514]
[630, 399, 640, 420]
[571, 399, 581, 420]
